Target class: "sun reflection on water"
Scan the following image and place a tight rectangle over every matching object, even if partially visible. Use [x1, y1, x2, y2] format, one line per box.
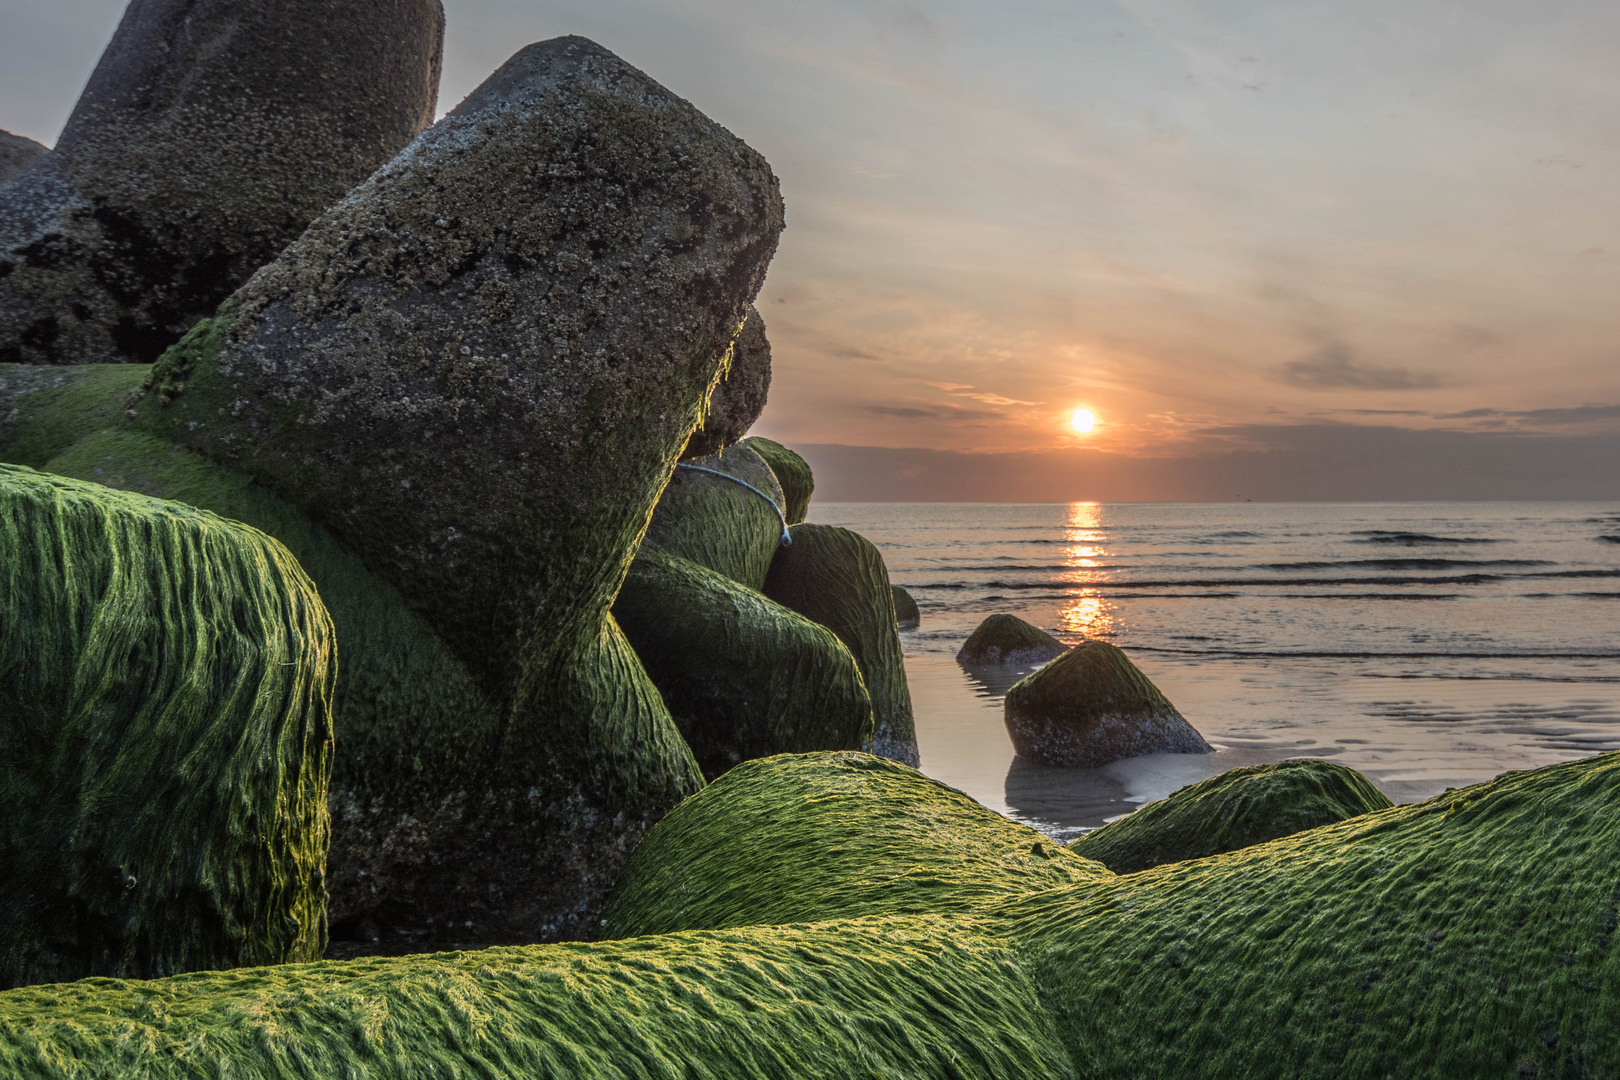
[1059, 502, 1116, 638]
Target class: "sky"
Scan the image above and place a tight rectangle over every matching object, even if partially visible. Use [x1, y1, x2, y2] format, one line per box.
[5, 0, 1620, 499]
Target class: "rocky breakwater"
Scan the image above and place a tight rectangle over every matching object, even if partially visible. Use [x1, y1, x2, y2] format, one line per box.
[765, 524, 921, 765]
[1004, 639, 1212, 767]
[0, 466, 333, 988]
[614, 443, 873, 780]
[0, 0, 444, 365]
[680, 306, 771, 459]
[112, 36, 785, 946]
[1070, 759, 1393, 873]
[958, 613, 1066, 667]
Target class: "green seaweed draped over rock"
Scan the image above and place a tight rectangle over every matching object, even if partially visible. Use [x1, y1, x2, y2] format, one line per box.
[1069, 758, 1394, 874]
[601, 753, 1110, 938]
[957, 613, 1066, 666]
[0, 918, 1077, 1080]
[0, 464, 333, 988]
[642, 443, 786, 592]
[613, 549, 872, 781]
[764, 524, 919, 765]
[742, 436, 813, 525]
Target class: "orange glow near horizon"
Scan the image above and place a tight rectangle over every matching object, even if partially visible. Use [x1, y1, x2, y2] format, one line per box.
[1069, 408, 1097, 434]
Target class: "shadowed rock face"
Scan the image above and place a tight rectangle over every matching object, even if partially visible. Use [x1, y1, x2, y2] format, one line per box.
[0, 131, 46, 185]
[0, 0, 444, 365]
[120, 36, 784, 946]
[1069, 759, 1394, 874]
[957, 613, 1066, 667]
[1004, 640, 1212, 768]
[682, 305, 771, 459]
[891, 584, 920, 628]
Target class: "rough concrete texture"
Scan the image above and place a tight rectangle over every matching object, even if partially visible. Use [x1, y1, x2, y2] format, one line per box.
[0, 464, 333, 988]
[126, 36, 784, 946]
[958, 613, 1066, 667]
[682, 304, 771, 459]
[1004, 640, 1212, 768]
[0, 0, 444, 365]
[765, 524, 919, 765]
[0, 131, 47, 185]
[1070, 758, 1393, 874]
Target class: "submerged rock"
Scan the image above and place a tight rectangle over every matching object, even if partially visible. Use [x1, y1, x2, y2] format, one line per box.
[0, 0, 445, 364]
[1069, 759, 1393, 873]
[682, 305, 771, 459]
[1004, 640, 1211, 768]
[0, 465, 332, 988]
[765, 524, 919, 765]
[744, 435, 814, 524]
[614, 548, 872, 780]
[891, 584, 920, 628]
[0, 130, 46, 185]
[957, 614, 1066, 666]
[8, 36, 787, 947]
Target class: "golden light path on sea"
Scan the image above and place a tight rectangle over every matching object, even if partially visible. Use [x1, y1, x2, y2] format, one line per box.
[1058, 501, 1115, 639]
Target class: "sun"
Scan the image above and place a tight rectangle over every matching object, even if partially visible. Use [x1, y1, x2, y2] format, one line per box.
[1069, 408, 1097, 435]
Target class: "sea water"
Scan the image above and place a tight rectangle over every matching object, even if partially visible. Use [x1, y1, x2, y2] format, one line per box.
[804, 501, 1620, 840]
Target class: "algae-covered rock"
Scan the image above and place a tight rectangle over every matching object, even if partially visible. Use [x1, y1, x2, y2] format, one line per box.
[0, 0, 444, 365]
[892, 583, 920, 628]
[0, 131, 46, 185]
[0, 916, 1081, 1080]
[682, 305, 771, 459]
[113, 36, 781, 945]
[744, 435, 814, 524]
[614, 549, 872, 780]
[765, 524, 919, 765]
[603, 752, 1110, 938]
[1069, 759, 1393, 873]
[0, 465, 333, 988]
[1004, 640, 1211, 768]
[958, 614, 1066, 666]
[643, 442, 787, 591]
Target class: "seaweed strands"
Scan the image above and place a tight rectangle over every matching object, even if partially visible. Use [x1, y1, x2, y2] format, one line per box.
[0, 464, 333, 988]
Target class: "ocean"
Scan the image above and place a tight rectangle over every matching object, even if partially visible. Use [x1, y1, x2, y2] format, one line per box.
[803, 501, 1620, 840]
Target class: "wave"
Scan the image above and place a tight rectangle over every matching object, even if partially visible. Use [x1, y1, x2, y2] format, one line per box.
[913, 574, 1507, 590]
[1351, 531, 1502, 545]
[1125, 645, 1620, 661]
[1252, 558, 1549, 571]
[1600, 535, 1620, 544]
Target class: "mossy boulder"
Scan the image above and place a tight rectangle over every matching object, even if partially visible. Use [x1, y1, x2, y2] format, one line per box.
[0, 916, 1079, 1080]
[0, 130, 45, 185]
[0, 465, 333, 988]
[765, 524, 919, 765]
[0, 0, 444, 365]
[602, 753, 1110, 938]
[682, 305, 771, 459]
[1004, 640, 1212, 767]
[2, 36, 785, 948]
[891, 583, 920, 628]
[958, 614, 1066, 666]
[643, 442, 787, 592]
[1069, 759, 1394, 873]
[744, 435, 814, 524]
[614, 549, 873, 780]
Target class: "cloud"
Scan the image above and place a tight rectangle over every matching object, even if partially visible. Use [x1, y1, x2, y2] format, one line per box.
[1438, 404, 1620, 426]
[829, 345, 884, 361]
[862, 404, 1005, 421]
[1275, 346, 1440, 391]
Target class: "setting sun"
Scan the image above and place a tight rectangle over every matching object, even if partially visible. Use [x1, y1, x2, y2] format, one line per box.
[1069, 408, 1097, 435]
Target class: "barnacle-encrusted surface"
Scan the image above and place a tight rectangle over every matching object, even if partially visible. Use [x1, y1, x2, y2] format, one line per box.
[682, 305, 772, 459]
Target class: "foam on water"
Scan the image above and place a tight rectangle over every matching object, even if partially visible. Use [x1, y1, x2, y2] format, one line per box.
[806, 500, 1620, 839]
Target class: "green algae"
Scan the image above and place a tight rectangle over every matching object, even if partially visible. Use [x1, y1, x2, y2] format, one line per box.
[0, 465, 333, 988]
[957, 614, 1065, 666]
[1011, 752, 1620, 1078]
[0, 364, 147, 468]
[1069, 758, 1394, 874]
[642, 442, 786, 591]
[602, 752, 1111, 939]
[0, 916, 1078, 1080]
[743, 436, 813, 525]
[764, 524, 918, 764]
[613, 548, 872, 781]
